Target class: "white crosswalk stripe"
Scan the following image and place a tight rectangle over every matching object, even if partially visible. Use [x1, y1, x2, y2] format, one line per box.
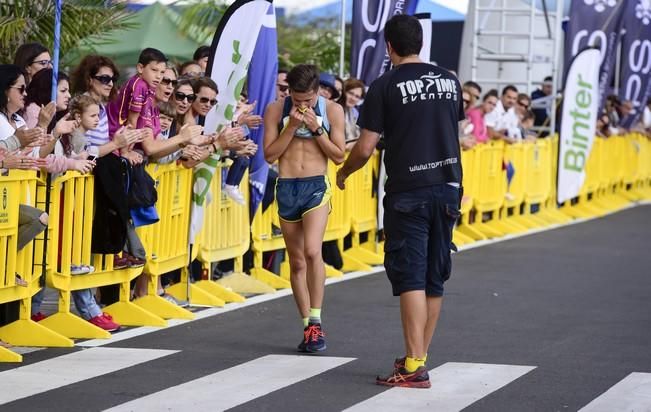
[4, 349, 647, 411]
[578, 372, 651, 412]
[344, 362, 536, 412]
[104, 354, 356, 412]
[0, 347, 178, 405]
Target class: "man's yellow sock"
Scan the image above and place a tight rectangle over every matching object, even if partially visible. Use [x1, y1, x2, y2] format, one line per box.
[405, 356, 426, 373]
[302, 317, 309, 327]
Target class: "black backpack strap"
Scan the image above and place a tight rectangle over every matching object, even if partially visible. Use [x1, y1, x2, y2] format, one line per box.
[277, 96, 293, 133]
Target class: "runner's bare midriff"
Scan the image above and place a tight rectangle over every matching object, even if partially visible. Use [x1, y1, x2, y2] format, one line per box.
[278, 137, 328, 178]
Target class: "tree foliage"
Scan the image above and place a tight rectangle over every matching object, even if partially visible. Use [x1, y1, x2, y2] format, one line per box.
[0, 0, 135, 66]
[175, 1, 350, 74]
[277, 15, 350, 74]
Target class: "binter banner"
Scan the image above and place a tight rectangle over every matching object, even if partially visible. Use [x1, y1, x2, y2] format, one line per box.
[558, 48, 601, 204]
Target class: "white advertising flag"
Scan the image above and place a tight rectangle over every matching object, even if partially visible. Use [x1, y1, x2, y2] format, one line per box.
[557, 48, 601, 204]
[190, 0, 272, 243]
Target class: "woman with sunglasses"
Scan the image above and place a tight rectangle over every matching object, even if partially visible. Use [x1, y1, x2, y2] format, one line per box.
[70, 55, 143, 158]
[128, 64, 206, 164]
[13, 42, 52, 84]
[71, 55, 146, 274]
[337, 78, 365, 151]
[191, 78, 244, 145]
[171, 78, 196, 129]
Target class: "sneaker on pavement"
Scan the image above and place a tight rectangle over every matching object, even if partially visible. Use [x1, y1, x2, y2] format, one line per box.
[88, 313, 120, 332]
[224, 184, 245, 205]
[31, 312, 47, 322]
[376, 366, 431, 389]
[71, 264, 95, 275]
[394, 356, 406, 370]
[160, 293, 188, 307]
[303, 323, 326, 353]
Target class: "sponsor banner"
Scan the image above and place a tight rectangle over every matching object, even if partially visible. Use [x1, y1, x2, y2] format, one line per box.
[416, 13, 432, 63]
[563, 0, 627, 112]
[558, 48, 601, 204]
[351, 0, 420, 85]
[618, 0, 651, 128]
[190, 0, 271, 243]
[247, 4, 277, 217]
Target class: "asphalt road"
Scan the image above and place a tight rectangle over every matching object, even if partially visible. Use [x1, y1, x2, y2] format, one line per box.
[1, 205, 650, 412]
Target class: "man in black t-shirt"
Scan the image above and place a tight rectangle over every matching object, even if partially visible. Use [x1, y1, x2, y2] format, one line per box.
[337, 14, 463, 389]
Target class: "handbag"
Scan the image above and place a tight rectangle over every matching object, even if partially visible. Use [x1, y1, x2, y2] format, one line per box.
[127, 162, 158, 208]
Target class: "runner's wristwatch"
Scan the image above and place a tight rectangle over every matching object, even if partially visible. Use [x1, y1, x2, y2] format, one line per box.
[311, 126, 324, 137]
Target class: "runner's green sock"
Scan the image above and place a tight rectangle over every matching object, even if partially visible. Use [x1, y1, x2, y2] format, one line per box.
[405, 357, 425, 373]
[309, 308, 321, 324]
[303, 317, 309, 328]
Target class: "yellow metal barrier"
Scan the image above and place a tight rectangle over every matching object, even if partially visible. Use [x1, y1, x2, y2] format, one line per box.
[544, 136, 574, 224]
[595, 136, 631, 210]
[0, 171, 73, 354]
[42, 171, 164, 330]
[250, 192, 292, 290]
[320, 161, 354, 276]
[172, 162, 259, 301]
[455, 146, 487, 243]
[499, 143, 532, 233]
[563, 138, 611, 218]
[630, 134, 651, 199]
[621, 134, 644, 201]
[339, 151, 383, 271]
[135, 162, 194, 320]
[468, 141, 512, 238]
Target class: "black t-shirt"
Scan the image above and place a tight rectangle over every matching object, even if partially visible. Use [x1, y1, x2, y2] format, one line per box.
[358, 63, 464, 193]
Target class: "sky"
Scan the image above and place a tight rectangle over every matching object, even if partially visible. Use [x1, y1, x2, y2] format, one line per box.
[128, 0, 470, 15]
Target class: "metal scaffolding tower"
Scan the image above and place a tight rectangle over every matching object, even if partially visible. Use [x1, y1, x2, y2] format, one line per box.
[462, 0, 565, 133]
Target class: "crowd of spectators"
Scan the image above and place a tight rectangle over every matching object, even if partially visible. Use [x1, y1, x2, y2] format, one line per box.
[457, 75, 651, 150]
[2, 41, 650, 343]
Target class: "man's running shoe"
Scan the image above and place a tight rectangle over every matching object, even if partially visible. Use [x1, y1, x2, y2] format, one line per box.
[376, 366, 431, 388]
[298, 323, 326, 353]
[394, 356, 406, 369]
[297, 337, 307, 352]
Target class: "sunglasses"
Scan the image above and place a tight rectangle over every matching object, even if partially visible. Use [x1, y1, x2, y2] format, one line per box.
[199, 97, 218, 106]
[32, 59, 53, 67]
[93, 75, 118, 85]
[10, 85, 27, 94]
[517, 101, 529, 107]
[174, 92, 196, 103]
[346, 91, 362, 99]
[277, 84, 289, 92]
[161, 77, 178, 87]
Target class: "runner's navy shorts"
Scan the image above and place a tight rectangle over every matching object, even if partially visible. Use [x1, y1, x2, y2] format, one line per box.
[276, 175, 331, 222]
[383, 183, 460, 297]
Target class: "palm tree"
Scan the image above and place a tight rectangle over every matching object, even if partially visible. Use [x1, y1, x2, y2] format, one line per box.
[0, 0, 135, 66]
